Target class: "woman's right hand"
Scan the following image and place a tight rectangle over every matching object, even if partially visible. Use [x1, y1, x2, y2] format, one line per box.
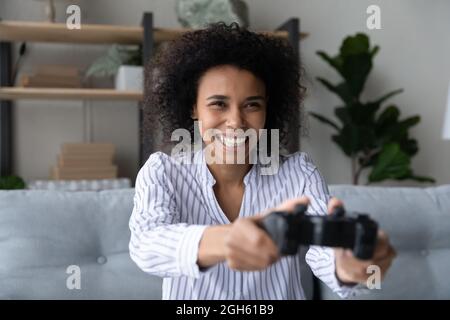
[223, 196, 311, 271]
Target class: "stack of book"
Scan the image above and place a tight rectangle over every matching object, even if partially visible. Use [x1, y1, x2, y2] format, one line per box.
[51, 143, 118, 180]
[20, 65, 82, 88]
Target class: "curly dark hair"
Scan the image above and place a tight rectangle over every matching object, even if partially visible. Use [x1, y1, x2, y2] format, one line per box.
[143, 22, 305, 153]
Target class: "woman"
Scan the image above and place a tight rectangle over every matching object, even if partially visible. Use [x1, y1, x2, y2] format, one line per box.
[129, 23, 396, 300]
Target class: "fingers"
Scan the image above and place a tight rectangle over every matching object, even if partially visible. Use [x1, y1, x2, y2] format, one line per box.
[372, 245, 396, 265]
[327, 197, 345, 215]
[369, 248, 396, 281]
[225, 218, 279, 271]
[226, 240, 277, 271]
[274, 196, 310, 212]
[274, 196, 344, 215]
[267, 196, 344, 217]
[250, 196, 311, 222]
[229, 196, 314, 271]
[241, 219, 279, 258]
[373, 230, 390, 259]
[335, 229, 397, 284]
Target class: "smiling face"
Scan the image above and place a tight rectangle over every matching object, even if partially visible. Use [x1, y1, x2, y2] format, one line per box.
[192, 65, 267, 164]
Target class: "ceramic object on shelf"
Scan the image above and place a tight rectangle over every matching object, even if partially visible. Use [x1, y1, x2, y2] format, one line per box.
[175, 0, 249, 28]
[115, 65, 143, 91]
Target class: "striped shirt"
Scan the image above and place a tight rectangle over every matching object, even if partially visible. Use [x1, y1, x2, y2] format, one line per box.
[129, 148, 361, 299]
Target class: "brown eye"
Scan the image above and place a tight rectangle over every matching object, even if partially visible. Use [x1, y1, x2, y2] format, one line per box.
[210, 101, 226, 108]
[245, 102, 260, 109]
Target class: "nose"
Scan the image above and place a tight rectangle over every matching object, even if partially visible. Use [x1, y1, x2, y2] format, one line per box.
[225, 105, 246, 129]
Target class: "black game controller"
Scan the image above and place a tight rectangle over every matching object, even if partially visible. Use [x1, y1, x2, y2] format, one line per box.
[259, 204, 379, 260]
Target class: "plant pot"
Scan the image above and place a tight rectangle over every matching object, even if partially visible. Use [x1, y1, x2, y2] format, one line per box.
[115, 65, 143, 91]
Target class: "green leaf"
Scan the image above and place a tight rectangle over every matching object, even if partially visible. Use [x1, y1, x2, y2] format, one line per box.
[316, 51, 343, 74]
[85, 45, 141, 78]
[332, 133, 353, 156]
[375, 105, 400, 145]
[309, 112, 340, 131]
[332, 124, 375, 156]
[335, 107, 351, 125]
[371, 89, 403, 105]
[399, 115, 420, 129]
[0, 175, 26, 190]
[316, 78, 354, 104]
[406, 175, 435, 183]
[125, 46, 143, 65]
[340, 33, 370, 57]
[400, 139, 418, 156]
[341, 53, 373, 98]
[352, 102, 380, 124]
[376, 105, 400, 129]
[379, 115, 420, 145]
[370, 45, 380, 58]
[368, 143, 411, 182]
[335, 102, 380, 126]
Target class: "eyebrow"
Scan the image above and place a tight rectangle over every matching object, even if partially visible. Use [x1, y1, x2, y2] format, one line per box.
[206, 95, 265, 101]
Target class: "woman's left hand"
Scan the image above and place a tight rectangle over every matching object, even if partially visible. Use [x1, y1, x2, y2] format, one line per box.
[328, 197, 397, 286]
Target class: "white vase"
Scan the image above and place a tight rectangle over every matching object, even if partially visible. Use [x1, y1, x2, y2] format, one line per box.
[115, 65, 143, 91]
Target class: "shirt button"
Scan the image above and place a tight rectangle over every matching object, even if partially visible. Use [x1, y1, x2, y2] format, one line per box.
[97, 256, 107, 264]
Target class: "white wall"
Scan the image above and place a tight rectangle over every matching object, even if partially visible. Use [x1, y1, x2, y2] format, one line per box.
[1, 0, 449, 186]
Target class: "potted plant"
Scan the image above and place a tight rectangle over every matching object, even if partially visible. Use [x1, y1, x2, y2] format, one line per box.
[85, 45, 143, 91]
[0, 175, 26, 190]
[310, 33, 435, 185]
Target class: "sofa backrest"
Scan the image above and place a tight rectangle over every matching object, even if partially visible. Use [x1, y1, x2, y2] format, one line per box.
[0, 189, 162, 299]
[323, 185, 450, 300]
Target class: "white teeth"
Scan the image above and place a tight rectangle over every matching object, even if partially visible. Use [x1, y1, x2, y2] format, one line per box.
[217, 135, 246, 147]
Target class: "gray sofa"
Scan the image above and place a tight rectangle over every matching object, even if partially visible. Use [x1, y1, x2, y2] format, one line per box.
[0, 185, 449, 299]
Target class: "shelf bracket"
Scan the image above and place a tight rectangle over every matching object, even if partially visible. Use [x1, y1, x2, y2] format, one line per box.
[276, 18, 301, 153]
[142, 12, 154, 66]
[139, 12, 154, 167]
[276, 18, 300, 60]
[0, 41, 12, 176]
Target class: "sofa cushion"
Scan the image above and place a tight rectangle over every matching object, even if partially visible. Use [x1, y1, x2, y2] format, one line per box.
[0, 189, 162, 299]
[320, 185, 450, 300]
